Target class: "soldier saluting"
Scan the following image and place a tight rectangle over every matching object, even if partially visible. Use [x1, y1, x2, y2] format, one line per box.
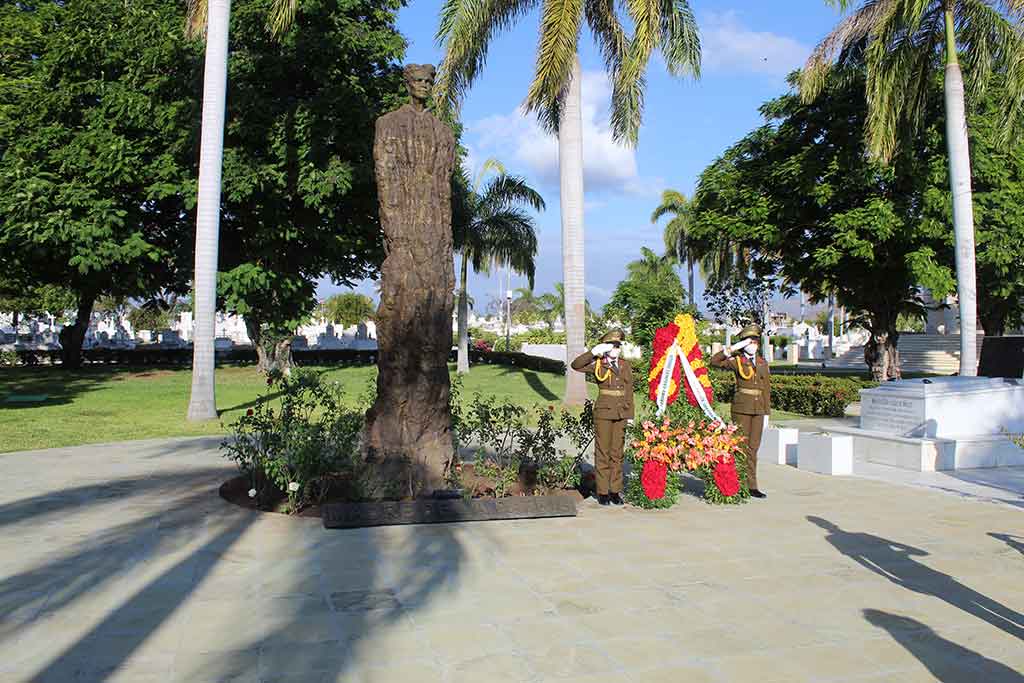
[571, 329, 635, 506]
[711, 325, 770, 499]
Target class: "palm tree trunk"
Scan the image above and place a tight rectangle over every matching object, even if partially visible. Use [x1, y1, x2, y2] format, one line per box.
[560, 55, 587, 406]
[687, 256, 694, 307]
[944, 7, 979, 376]
[457, 250, 470, 374]
[187, 0, 231, 421]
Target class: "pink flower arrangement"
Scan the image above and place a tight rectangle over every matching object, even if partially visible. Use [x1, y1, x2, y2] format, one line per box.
[631, 417, 748, 503]
[632, 418, 745, 472]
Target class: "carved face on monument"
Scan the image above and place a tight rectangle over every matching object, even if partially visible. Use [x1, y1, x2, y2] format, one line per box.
[403, 64, 435, 109]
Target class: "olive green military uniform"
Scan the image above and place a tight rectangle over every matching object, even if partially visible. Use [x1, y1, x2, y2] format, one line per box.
[711, 347, 770, 491]
[570, 350, 635, 496]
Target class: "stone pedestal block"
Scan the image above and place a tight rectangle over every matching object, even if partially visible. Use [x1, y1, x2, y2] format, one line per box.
[759, 426, 799, 465]
[798, 432, 853, 475]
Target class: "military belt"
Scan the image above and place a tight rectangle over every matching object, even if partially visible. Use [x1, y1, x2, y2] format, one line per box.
[738, 388, 762, 396]
[600, 389, 626, 397]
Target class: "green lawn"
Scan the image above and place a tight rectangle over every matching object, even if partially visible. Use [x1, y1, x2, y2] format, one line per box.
[0, 363, 805, 454]
[0, 364, 600, 454]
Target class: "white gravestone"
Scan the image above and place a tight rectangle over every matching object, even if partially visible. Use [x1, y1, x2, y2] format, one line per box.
[798, 432, 853, 475]
[854, 377, 1024, 470]
[759, 426, 799, 466]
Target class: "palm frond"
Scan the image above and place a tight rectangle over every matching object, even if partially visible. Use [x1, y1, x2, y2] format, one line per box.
[481, 208, 539, 287]
[184, 0, 207, 39]
[435, 0, 539, 117]
[650, 189, 688, 223]
[957, 0, 1024, 144]
[475, 157, 507, 190]
[525, 0, 585, 132]
[606, 0, 660, 145]
[585, 0, 629, 74]
[658, 0, 701, 78]
[481, 174, 547, 213]
[799, 0, 895, 103]
[862, 4, 942, 160]
[268, 0, 299, 37]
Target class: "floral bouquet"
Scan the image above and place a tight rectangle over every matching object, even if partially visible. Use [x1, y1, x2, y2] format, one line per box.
[625, 416, 750, 507]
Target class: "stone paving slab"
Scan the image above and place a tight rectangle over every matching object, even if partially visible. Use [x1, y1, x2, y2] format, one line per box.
[0, 437, 1021, 683]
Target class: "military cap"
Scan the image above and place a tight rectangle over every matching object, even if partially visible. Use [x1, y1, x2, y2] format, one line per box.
[600, 328, 626, 344]
[738, 324, 762, 341]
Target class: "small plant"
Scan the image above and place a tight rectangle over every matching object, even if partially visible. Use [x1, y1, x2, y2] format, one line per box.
[559, 400, 595, 457]
[473, 458, 519, 497]
[516, 405, 563, 469]
[465, 394, 528, 469]
[221, 368, 367, 513]
[538, 453, 582, 491]
[0, 349, 18, 367]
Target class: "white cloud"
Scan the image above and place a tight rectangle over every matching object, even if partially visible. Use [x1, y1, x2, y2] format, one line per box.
[700, 11, 810, 80]
[468, 71, 658, 196]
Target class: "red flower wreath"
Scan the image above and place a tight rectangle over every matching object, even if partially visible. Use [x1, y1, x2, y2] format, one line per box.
[712, 457, 740, 498]
[640, 460, 668, 500]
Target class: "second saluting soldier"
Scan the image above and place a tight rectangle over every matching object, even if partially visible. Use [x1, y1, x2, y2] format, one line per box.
[571, 329, 635, 506]
[711, 325, 770, 498]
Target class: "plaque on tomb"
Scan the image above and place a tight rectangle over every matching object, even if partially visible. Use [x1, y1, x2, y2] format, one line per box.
[322, 495, 577, 529]
[978, 336, 1024, 379]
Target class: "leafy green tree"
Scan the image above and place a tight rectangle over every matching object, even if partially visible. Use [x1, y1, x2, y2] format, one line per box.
[692, 70, 953, 380]
[921, 78, 1024, 336]
[453, 159, 544, 373]
[127, 304, 172, 333]
[801, 0, 1024, 375]
[0, 0, 196, 367]
[436, 0, 701, 405]
[320, 293, 376, 329]
[605, 247, 688, 348]
[196, 0, 406, 374]
[0, 285, 77, 331]
[184, 0, 300, 419]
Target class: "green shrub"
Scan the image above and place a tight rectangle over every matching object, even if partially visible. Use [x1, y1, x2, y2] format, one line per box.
[0, 350, 19, 367]
[538, 453, 583, 490]
[712, 371, 873, 417]
[221, 368, 369, 512]
[770, 335, 790, 350]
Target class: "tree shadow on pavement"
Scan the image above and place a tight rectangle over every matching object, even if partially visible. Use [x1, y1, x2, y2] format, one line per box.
[863, 609, 1024, 681]
[0, 464, 481, 682]
[807, 516, 1024, 642]
[989, 532, 1024, 557]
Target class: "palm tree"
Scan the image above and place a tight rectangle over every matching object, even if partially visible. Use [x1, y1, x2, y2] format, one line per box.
[183, 0, 297, 420]
[652, 190, 696, 306]
[627, 246, 682, 288]
[436, 0, 701, 404]
[454, 159, 545, 373]
[800, 0, 1024, 377]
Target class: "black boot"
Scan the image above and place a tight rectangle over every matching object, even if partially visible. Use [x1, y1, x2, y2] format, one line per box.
[751, 489, 767, 499]
[609, 493, 624, 506]
[597, 494, 611, 506]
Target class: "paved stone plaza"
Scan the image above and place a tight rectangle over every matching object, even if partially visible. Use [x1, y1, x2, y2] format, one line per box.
[0, 437, 1021, 683]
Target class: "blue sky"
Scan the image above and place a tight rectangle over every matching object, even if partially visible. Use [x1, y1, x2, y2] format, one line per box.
[320, 1, 846, 316]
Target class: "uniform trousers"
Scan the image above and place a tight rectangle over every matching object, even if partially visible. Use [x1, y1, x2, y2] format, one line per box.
[732, 412, 765, 491]
[594, 417, 627, 495]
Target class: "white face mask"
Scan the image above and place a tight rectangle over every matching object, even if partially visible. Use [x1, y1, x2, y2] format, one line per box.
[745, 344, 758, 357]
[608, 346, 621, 359]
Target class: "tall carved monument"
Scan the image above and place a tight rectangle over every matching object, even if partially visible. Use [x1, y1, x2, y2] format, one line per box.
[363, 64, 457, 497]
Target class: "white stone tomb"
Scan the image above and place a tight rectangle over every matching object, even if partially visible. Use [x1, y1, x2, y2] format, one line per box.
[846, 377, 1024, 471]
